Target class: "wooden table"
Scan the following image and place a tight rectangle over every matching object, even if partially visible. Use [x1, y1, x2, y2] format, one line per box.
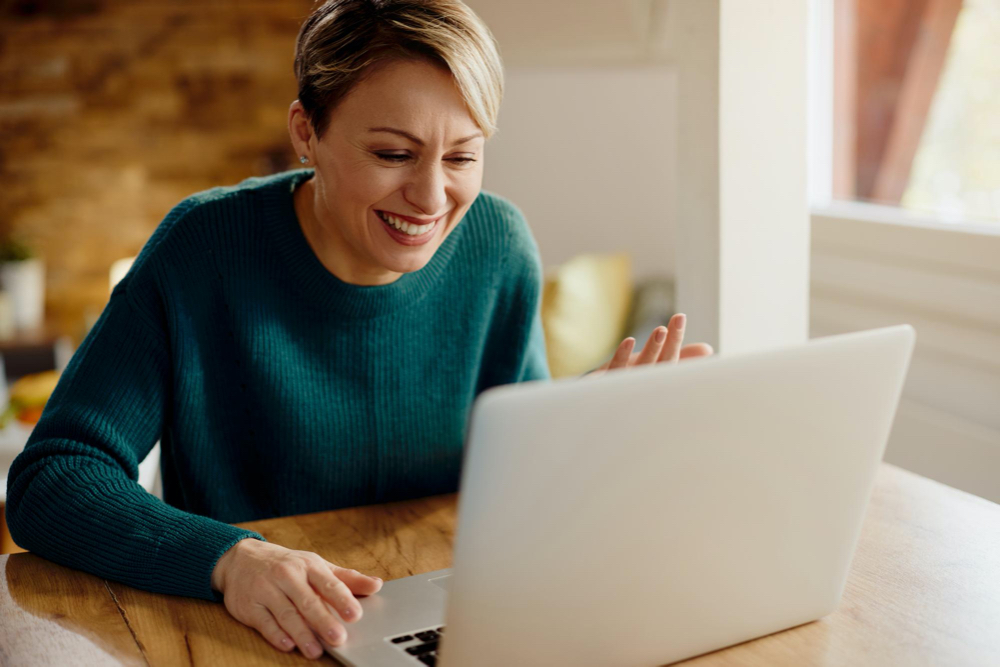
[2, 463, 998, 666]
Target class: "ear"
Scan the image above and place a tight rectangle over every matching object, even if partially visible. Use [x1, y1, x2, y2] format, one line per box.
[288, 100, 315, 161]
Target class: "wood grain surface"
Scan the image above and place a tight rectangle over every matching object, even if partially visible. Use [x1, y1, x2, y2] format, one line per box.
[2, 465, 998, 666]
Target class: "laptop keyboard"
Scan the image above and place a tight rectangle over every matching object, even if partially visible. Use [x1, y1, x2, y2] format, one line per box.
[388, 626, 445, 665]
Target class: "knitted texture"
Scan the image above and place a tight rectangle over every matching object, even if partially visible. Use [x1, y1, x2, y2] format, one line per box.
[5, 169, 549, 601]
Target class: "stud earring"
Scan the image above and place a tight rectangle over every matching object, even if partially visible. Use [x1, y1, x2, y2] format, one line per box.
[299, 156, 309, 164]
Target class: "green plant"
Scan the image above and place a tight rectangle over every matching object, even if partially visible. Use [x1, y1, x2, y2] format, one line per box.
[0, 238, 35, 262]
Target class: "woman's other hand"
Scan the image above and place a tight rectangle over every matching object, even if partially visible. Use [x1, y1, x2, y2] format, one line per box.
[211, 538, 383, 659]
[586, 314, 714, 378]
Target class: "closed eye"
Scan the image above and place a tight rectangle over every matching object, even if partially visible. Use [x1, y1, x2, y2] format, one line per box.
[374, 152, 477, 165]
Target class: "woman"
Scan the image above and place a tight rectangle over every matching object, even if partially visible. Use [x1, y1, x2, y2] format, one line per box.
[5, 0, 711, 660]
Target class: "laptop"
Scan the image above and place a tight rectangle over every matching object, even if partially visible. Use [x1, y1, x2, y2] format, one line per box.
[328, 325, 915, 666]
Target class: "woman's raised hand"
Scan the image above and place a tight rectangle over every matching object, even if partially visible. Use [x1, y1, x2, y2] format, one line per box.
[586, 313, 713, 378]
[211, 538, 383, 660]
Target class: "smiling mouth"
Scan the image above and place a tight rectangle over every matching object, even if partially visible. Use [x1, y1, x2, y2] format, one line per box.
[376, 210, 439, 236]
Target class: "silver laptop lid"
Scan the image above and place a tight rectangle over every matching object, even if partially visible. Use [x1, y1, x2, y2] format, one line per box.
[440, 325, 915, 667]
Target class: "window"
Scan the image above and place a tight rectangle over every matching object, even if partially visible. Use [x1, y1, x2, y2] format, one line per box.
[833, 0, 1000, 222]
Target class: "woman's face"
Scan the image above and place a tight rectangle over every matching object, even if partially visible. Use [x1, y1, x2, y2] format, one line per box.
[289, 58, 485, 285]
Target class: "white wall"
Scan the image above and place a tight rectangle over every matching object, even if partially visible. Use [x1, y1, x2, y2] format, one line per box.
[483, 66, 677, 280]
[811, 203, 1000, 503]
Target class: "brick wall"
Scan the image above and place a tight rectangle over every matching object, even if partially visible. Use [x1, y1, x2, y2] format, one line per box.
[0, 0, 315, 340]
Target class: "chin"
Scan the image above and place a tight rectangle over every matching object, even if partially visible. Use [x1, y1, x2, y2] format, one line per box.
[381, 251, 434, 275]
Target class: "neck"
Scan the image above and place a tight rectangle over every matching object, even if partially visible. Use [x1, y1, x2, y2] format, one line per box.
[293, 175, 402, 286]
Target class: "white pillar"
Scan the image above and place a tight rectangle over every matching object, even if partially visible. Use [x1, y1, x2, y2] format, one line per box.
[668, 0, 810, 355]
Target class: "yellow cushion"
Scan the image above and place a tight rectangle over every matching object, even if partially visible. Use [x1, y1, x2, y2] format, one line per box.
[541, 253, 633, 378]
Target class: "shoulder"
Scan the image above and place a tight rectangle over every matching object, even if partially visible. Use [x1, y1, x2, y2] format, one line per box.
[123, 171, 301, 282]
[148, 171, 297, 245]
[464, 190, 541, 276]
[467, 190, 533, 245]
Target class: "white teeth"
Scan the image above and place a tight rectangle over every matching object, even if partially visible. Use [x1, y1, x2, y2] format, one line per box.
[379, 211, 436, 236]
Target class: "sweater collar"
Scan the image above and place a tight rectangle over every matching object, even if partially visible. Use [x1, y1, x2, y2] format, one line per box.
[260, 169, 462, 320]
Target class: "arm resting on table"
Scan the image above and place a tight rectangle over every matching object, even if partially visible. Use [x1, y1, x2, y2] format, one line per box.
[4, 264, 263, 602]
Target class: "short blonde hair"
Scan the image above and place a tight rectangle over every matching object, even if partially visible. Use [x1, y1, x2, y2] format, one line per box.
[294, 0, 504, 140]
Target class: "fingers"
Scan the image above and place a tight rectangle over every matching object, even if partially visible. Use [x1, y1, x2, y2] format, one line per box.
[590, 316, 710, 378]
[606, 337, 636, 372]
[308, 566, 364, 623]
[248, 603, 296, 653]
[679, 342, 714, 359]
[266, 587, 335, 660]
[332, 565, 383, 597]
[634, 326, 667, 366]
[275, 570, 348, 657]
[656, 313, 686, 363]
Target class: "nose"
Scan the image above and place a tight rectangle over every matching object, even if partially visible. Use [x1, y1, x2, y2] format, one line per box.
[402, 160, 448, 217]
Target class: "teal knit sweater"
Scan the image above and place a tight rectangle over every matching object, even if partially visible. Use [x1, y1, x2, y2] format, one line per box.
[4, 169, 549, 601]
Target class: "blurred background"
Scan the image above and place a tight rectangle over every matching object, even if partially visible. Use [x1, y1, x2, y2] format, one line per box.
[0, 0, 998, 551]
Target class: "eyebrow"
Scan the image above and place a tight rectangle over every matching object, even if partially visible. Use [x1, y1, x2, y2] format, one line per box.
[367, 126, 483, 147]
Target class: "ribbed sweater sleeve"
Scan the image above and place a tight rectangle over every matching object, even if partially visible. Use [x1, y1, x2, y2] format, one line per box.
[4, 214, 264, 602]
